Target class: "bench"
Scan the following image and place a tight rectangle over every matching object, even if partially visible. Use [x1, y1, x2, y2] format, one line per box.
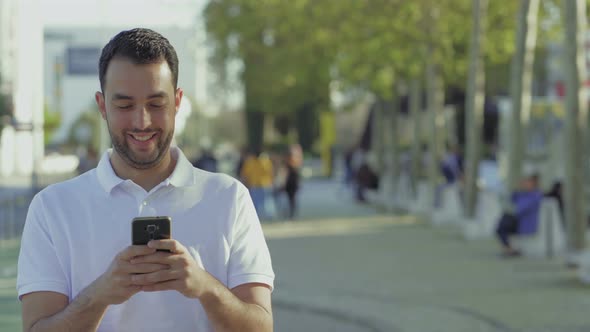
[576, 251, 590, 284]
[365, 170, 395, 211]
[462, 190, 503, 239]
[392, 173, 414, 210]
[431, 184, 463, 225]
[408, 180, 434, 217]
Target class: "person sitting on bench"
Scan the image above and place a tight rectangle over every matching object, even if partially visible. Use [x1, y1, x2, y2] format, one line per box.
[495, 173, 543, 257]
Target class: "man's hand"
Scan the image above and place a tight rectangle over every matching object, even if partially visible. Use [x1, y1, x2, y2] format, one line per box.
[91, 245, 169, 305]
[129, 240, 209, 298]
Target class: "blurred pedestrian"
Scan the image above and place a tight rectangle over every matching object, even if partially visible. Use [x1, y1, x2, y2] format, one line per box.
[76, 146, 99, 175]
[240, 148, 274, 220]
[495, 173, 543, 257]
[343, 146, 355, 187]
[283, 153, 301, 219]
[192, 148, 218, 172]
[235, 146, 248, 180]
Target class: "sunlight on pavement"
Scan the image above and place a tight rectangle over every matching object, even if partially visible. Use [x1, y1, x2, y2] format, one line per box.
[262, 215, 420, 239]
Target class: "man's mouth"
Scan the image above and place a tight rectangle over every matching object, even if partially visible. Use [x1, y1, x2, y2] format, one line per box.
[129, 133, 157, 142]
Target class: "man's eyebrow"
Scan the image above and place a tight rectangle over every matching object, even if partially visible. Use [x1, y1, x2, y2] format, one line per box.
[112, 93, 133, 101]
[147, 92, 168, 99]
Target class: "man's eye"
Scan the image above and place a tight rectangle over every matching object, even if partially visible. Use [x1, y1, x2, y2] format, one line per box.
[150, 104, 165, 108]
[116, 105, 133, 110]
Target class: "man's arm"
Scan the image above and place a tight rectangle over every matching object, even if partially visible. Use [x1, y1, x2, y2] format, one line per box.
[21, 245, 166, 332]
[21, 289, 107, 332]
[134, 240, 273, 332]
[200, 280, 272, 332]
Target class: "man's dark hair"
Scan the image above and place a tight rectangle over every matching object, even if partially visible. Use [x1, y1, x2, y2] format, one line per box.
[99, 28, 179, 91]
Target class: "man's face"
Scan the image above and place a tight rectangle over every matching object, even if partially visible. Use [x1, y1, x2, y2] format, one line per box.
[520, 177, 538, 191]
[95, 57, 182, 169]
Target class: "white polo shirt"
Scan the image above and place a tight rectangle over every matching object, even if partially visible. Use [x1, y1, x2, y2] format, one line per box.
[17, 147, 274, 332]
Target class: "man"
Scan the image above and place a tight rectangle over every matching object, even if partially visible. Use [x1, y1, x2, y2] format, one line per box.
[495, 173, 543, 257]
[17, 28, 274, 331]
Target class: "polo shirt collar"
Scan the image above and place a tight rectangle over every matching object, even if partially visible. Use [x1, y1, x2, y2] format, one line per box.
[167, 146, 195, 188]
[96, 146, 195, 194]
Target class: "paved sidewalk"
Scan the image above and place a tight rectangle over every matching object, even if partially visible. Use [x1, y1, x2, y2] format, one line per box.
[265, 216, 590, 332]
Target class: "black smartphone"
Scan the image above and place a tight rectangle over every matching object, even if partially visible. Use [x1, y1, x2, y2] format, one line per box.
[132, 216, 172, 247]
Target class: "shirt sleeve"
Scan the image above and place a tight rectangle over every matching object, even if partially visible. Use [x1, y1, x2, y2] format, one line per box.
[227, 184, 275, 291]
[17, 193, 70, 300]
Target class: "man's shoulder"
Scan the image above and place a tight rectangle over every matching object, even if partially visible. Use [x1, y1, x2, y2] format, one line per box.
[191, 167, 244, 191]
[38, 170, 98, 199]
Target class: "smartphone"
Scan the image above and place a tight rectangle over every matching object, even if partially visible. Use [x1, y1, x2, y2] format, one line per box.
[132, 216, 172, 247]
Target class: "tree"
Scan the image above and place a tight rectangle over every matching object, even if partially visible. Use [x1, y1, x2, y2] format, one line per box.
[205, 0, 334, 152]
[506, 0, 541, 197]
[43, 106, 61, 145]
[204, 0, 522, 171]
[563, 0, 588, 253]
[464, 0, 489, 219]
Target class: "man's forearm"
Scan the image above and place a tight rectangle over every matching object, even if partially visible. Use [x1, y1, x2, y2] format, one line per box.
[199, 278, 272, 332]
[29, 286, 108, 332]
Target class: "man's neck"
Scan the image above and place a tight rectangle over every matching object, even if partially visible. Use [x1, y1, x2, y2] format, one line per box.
[109, 149, 177, 192]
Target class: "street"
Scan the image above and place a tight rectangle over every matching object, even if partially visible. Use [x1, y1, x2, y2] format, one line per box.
[267, 179, 590, 332]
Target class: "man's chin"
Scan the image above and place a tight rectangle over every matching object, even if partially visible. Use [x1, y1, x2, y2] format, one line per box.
[120, 150, 160, 169]
[129, 156, 161, 169]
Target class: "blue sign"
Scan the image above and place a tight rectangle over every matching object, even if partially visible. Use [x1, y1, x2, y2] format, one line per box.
[66, 47, 100, 75]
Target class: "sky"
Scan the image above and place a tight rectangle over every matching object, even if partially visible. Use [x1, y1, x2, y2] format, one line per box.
[40, 0, 207, 28]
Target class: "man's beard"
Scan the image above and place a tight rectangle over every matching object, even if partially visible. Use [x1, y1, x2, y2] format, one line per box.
[108, 124, 174, 170]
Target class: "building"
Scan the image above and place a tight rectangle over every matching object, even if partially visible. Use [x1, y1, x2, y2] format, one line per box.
[0, 0, 44, 178]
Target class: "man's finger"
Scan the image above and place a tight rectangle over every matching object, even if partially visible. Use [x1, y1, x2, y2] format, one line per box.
[130, 251, 172, 264]
[141, 280, 179, 292]
[118, 245, 157, 261]
[125, 263, 169, 274]
[147, 239, 185, 254]
[131, 269, 179, 285]
[131, 253, 190, 269]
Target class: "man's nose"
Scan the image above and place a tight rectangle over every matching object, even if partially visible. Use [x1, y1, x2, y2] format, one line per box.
[133, 106, 152, 129]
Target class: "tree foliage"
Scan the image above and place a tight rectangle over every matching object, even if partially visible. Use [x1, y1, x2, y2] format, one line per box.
[204, 0, 525, 148]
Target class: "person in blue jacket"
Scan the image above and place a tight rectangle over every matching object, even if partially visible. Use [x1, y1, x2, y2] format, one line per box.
[495, 173, 543, 257]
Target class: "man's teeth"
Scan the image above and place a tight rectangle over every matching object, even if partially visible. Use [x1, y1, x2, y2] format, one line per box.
[132, 134, 154, 141]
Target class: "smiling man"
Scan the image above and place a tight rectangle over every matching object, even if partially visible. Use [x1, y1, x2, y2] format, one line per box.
[17, 28, 274, 332]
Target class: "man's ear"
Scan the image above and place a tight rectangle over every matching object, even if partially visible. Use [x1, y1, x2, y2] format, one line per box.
[175, 88, 184, 115]
[95, 91, 107, 120]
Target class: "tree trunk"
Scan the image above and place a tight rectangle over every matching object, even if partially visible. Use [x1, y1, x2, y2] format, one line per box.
[389, 84, 400, 199]
[563, 0, 587, 252]
[245, 108, 265, 152]
[506, 0, 539, 195]
[409, 79, 422, 197]
[295, 102, 319, 153]
[372, 99, 386, 174]
[464, 0, 488, 219]
[243, 55, 266, 152]
[426, 60, 444, 213]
